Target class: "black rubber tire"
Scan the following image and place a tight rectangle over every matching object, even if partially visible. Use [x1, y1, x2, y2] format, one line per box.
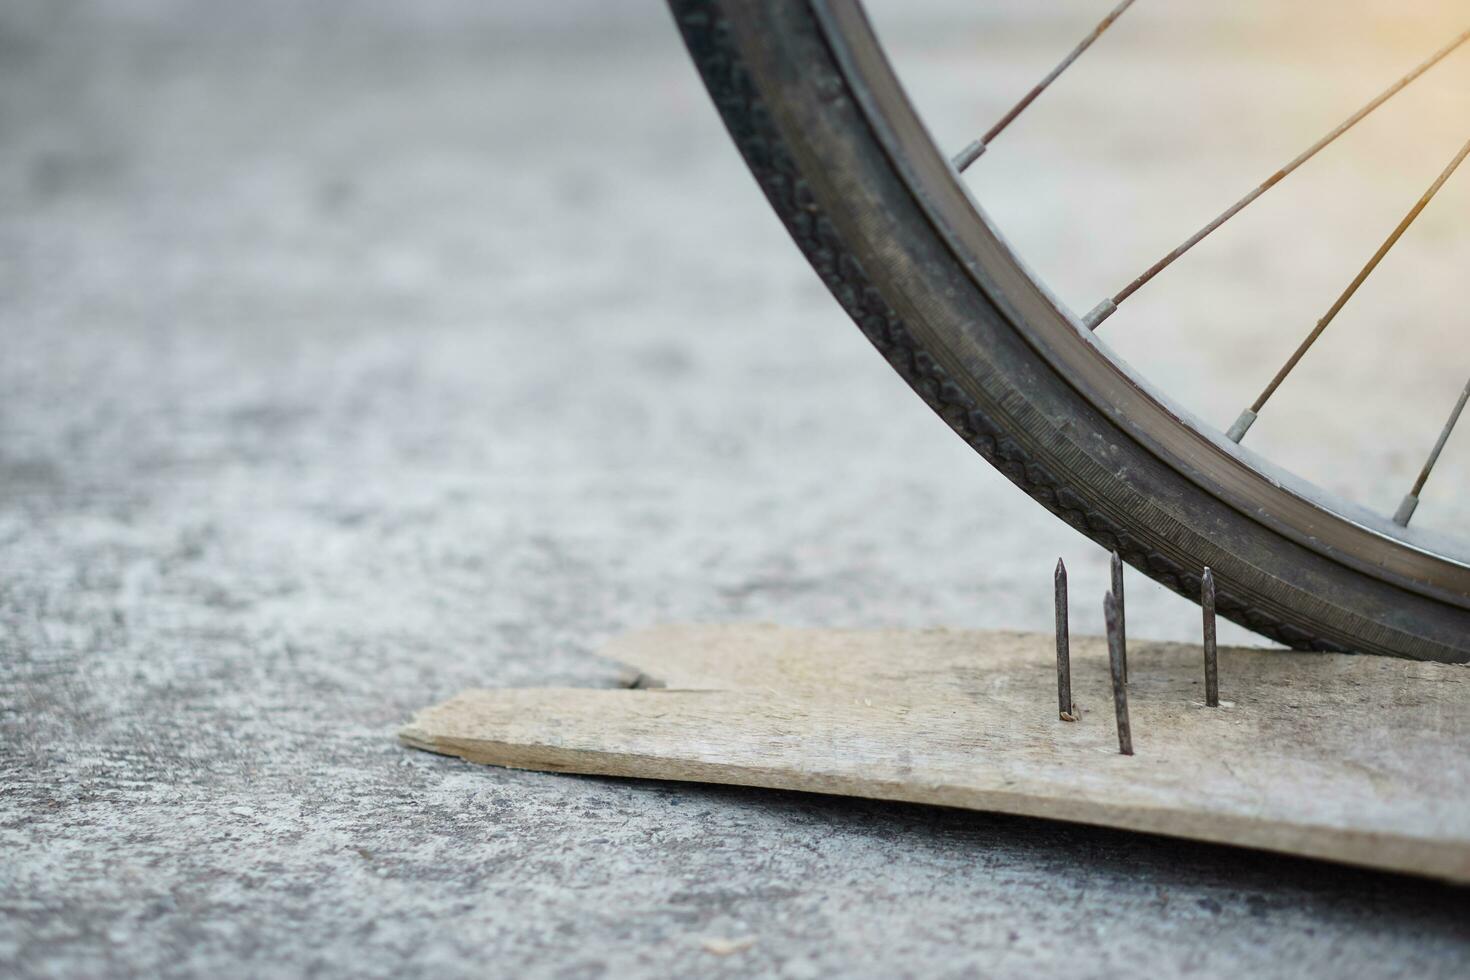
[667, 0, 1470, 661]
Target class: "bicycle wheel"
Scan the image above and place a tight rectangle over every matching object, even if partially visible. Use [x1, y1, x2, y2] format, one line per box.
[668, 0, 1470, 661]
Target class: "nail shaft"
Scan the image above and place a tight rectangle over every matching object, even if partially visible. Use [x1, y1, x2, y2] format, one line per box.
[1055, 559, 1074, 720]
[1104, 591, 1133, 755]
[1110, 551, 1127, 684]
[1202, 568, 1219, 707]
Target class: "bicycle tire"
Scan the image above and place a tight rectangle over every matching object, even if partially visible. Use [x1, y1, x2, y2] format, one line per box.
[668, 0, 1470, 662]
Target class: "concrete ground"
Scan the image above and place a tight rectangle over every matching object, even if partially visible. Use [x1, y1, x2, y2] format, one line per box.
[3, 2, 1468, 977]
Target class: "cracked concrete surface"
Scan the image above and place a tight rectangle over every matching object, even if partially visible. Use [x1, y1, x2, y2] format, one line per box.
[3, 2, 1468, 977]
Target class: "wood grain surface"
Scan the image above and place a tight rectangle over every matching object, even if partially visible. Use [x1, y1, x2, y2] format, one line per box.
[400, 624, 1470, 882]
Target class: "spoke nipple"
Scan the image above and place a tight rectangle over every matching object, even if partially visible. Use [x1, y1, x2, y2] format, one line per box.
[1055, 558, 1073, 721]
[1393, 493, 1420, 527]
[952, 139, 987, 173]
[1082, 298, 1117, 330]
[1225, 409, 1258, 444]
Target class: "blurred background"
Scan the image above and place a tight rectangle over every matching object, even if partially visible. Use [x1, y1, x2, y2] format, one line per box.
[4, 2, 1469, 977]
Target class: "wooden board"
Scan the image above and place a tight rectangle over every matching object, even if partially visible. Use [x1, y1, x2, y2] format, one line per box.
[399, 624, 1470, 882]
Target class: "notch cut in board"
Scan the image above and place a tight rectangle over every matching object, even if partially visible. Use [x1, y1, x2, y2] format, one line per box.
[399, 624, 1470, 883]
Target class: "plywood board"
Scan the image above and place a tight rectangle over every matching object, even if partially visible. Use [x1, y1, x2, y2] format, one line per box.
[399, 625, 1470, 882]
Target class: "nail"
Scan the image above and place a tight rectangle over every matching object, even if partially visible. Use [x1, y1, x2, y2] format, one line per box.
[1202, 567, 1219, 707]
[1055, 559, 1074, 720]
[1110, 550, 1127, 684]
[1104, 590, 1132, 755]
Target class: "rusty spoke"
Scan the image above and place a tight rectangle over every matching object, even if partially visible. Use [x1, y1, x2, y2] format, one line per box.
[1393, 377, 1470, 526]
[1084, 27, 1470, 329]
[1226, 136, 1470, 444]
[953, 0, 1136, 172]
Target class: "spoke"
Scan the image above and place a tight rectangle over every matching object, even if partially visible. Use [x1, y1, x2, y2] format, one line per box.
[1226, 135, 1470, 444]
[953, 0, 1136, 172]
[1393, 377, 1470, 526]
[1083, 26, 1470, 329]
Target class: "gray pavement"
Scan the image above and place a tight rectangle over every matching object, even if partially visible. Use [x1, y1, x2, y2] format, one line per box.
[3, 2, 1468, 977]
